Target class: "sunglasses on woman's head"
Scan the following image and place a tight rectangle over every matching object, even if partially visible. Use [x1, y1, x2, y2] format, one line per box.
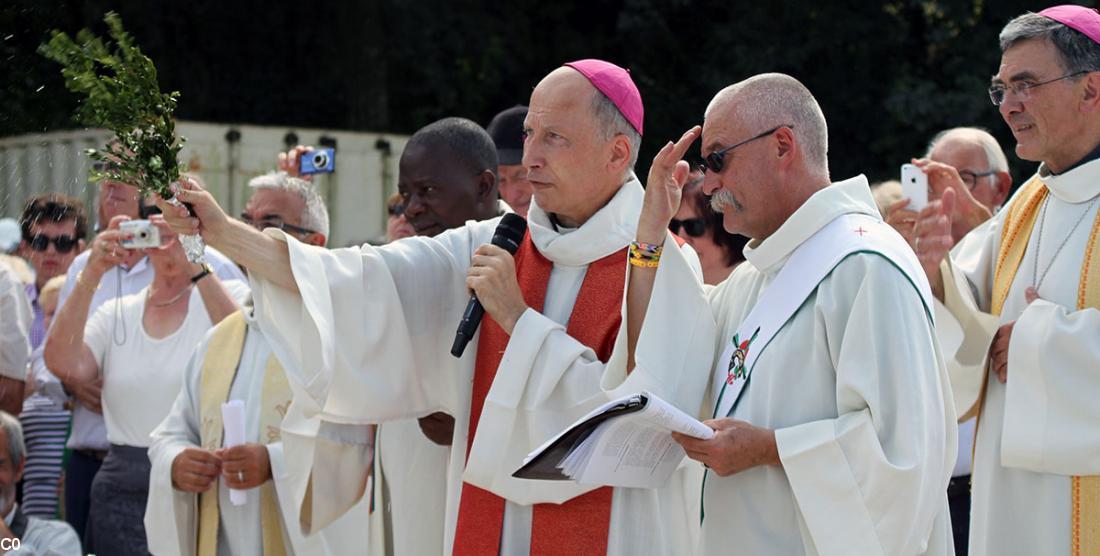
[28, 233, 78, 253]
[669, 217, 707, 238]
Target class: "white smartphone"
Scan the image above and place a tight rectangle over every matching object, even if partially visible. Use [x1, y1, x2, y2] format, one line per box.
[900, 163, 929, 211]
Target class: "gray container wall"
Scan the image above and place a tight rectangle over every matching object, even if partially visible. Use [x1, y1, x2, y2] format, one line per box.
[0, 121, 408, 248]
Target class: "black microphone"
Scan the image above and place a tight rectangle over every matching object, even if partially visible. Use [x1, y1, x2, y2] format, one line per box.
[451, 213, 528, 358]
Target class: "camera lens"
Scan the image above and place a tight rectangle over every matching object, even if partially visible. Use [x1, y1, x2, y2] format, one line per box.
[138, 230, 148, 239]
[313, 152, 329, 168]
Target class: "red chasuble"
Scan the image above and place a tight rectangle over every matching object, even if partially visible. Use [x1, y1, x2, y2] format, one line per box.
[453, 232, 627, 555]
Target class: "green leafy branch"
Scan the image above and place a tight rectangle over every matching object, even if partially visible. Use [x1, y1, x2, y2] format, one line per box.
[38, 12, 184, 198]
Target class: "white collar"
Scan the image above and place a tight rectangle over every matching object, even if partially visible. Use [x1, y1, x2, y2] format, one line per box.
[526, 176, 643, 266]
[1038, 158, 1100, 203]
[743, 175, 879, 275]
[4, 503, 16, 527]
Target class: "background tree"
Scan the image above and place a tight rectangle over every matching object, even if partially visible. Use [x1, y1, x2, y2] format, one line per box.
[2, 0, 1082, 187]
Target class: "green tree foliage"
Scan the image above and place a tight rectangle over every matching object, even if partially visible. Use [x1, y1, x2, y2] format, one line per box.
[3, 0, 1091, 187]
[40, 11, 182, 197]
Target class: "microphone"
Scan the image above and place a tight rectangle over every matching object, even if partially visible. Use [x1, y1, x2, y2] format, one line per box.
[451, 213, 528, 358]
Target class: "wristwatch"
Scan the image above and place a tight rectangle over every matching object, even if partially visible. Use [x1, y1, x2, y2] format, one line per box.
[190, 262, 214, 284]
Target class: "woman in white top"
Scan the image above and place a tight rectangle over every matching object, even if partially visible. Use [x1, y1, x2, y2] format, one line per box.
[46, 214, 245, 555]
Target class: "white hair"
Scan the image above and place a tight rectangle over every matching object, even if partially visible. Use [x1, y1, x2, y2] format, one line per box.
[0, 412, 24, 467]
[705, 73, 829, 175]
[925, 127, 1009, 173]
[248, 171, 330, 237]
[591, 92, 642, 175]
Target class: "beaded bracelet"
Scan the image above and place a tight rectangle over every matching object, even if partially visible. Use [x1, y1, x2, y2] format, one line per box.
[628, 240, 663, 268]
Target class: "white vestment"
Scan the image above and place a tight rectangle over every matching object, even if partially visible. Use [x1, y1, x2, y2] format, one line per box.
[251, 178, 707, 554]
[945, 159, 1100, 555]
[145, 307, 372, 555]
[613, 177, 956, 555]
[0, 261, 31, 380]
[374, 419, 450, 555]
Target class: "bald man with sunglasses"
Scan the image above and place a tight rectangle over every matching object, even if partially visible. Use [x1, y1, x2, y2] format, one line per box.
[618, 73, 954, 554]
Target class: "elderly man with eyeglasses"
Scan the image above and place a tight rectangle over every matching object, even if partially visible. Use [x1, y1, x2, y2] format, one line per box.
[909, 6, 1100, 555]
[888, 128, 1014, 247]
[617, 72, 955, 554]
[145, 170, 371, 555]
[884, 126, 1014, 555]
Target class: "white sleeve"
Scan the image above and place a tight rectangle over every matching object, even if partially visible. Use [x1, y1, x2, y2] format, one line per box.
[774, 255, 955, 556]
[0, 265, 31, 380]
[221, 279, 251, 305]
[252, 224, 487, 533]
[253, 227, 480, 425]
[1001, 301, 1100, 475]
[81, 299, 116, 373]
[205, 247, 247, 283]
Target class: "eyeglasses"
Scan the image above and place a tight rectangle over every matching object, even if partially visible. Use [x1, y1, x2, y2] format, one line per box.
[959, 169, 997, 190]
[669, 217, 707, 238]
[239, 214, 316, 236]
[698, 125, 792, 174]
[27, 233, 79, 253]
[388, 203, 405, 217]
[988, 71, 1087, 106]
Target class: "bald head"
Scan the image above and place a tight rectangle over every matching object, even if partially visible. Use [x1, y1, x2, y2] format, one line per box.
[925, 127, 1009, 173]
[925, 126, 1012, 213]
[705, 73, 829, 176]
[523, 66, 638, 226]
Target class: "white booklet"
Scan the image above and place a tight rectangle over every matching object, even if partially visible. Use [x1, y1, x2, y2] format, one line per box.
[512, 391, 713, 489]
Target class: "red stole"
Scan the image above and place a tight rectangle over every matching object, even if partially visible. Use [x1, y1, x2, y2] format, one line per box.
[453, 232, 627, 555]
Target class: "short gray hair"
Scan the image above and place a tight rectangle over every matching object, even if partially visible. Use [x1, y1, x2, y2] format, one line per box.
[591, 92, 642, 174]
[0, 412, 25, 467]
[248, 171, 330, 238]
[925, 127, 1010, 173]
[1000, 12, 1100, 74]
[705, 73, 829, 175]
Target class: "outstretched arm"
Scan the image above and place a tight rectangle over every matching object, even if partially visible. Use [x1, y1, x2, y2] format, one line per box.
[156, 176, 298, 293]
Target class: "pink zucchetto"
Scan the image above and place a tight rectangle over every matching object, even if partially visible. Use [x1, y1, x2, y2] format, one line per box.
[1040, 5, 1100, 44]
[562, 59, 644, 136]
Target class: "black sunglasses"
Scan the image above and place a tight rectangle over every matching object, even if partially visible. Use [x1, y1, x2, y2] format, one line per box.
[698, 125, 793, 174]
[669, 217, 707, 238]
[239, 213, 316, 236]
[28, 233, 79, 253]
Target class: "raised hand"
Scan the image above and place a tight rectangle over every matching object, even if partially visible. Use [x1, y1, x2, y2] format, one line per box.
[637, 126, 701, 244]
[884, 198, 918, 246]
[276, 145, 316, 180]
[912, 158, 993, 240]
[85, 215, 132, 278]
[155, 175, 230, 241]
[912, 188, 955, 299]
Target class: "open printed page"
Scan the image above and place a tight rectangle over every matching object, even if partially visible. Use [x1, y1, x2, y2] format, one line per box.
[515, 391, 713, 488]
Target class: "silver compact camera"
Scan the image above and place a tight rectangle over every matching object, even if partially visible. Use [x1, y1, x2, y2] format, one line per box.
[119, 219, 161, 249]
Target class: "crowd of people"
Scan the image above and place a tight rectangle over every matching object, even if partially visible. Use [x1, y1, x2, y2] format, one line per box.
[0, 5, 1098, 555]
